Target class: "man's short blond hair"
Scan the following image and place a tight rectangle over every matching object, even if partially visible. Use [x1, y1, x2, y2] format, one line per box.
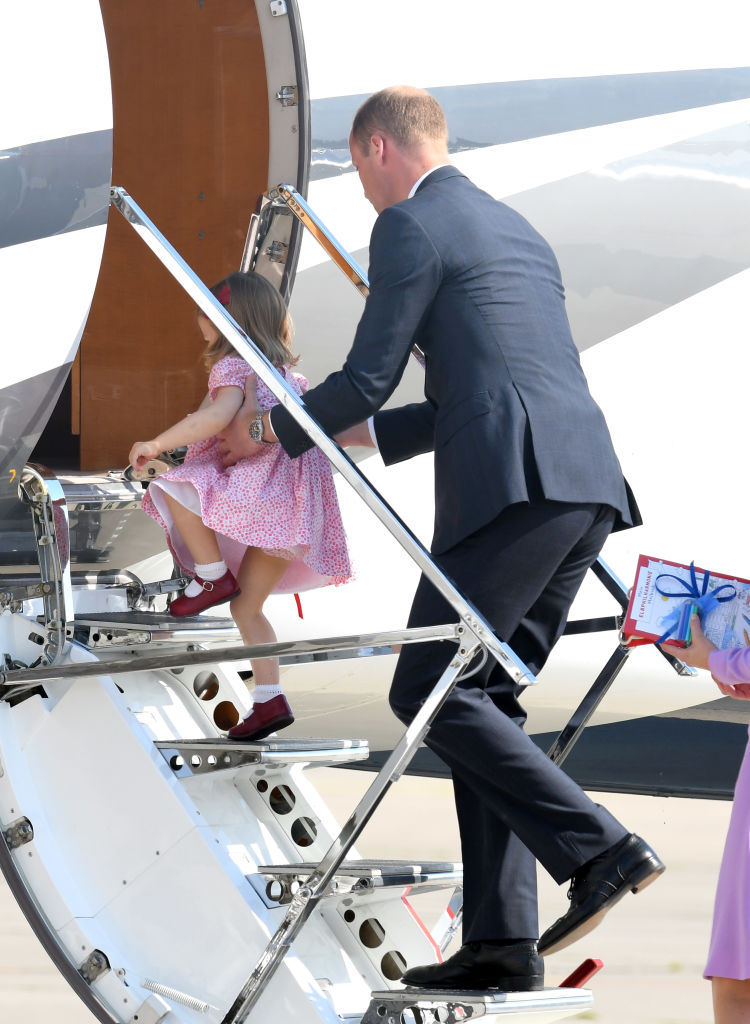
[351, 86, 448, 153]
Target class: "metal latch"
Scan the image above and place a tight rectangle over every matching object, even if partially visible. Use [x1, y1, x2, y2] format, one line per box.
[275, 86, 298, 108]
[79, 949, 111, 984]
[264, 240, 289, 264]
[3, 817, 33, 850]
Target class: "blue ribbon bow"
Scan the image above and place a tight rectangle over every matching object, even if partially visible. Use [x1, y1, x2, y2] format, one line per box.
[655, 561, 736, 643]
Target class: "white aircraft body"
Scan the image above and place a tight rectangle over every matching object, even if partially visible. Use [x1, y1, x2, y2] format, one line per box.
[1, 2, 750, 1022]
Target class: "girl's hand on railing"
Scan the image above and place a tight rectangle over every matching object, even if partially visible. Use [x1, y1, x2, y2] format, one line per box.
[129, 440, 161, 471]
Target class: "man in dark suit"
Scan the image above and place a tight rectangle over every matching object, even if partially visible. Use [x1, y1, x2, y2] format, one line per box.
[223, 86, 664, 991]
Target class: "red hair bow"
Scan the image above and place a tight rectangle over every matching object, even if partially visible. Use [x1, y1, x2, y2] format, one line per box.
[218, 284, 231, 305]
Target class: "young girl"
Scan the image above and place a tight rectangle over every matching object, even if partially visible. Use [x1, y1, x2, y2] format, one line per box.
[129, 271, 352, 742]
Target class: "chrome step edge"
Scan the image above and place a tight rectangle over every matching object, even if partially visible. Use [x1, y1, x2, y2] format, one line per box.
[253, 859, 463, 904]
[155, 737, 370, 777]
[362, 987, 593, 1023]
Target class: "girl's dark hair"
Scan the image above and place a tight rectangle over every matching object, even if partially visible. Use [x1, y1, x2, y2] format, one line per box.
[200, 271, 298, 371]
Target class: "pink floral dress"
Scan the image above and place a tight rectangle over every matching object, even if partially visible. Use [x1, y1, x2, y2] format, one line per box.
[143, 355, 352, 593]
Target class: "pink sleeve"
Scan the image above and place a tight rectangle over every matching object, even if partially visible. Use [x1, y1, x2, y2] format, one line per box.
[708, 648, 750, 685]
[208, 356, 252, 399]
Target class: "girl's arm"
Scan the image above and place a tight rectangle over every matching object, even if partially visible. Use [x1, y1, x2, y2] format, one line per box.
[663, 615, 750, 700]
[129, 386, 244, 470]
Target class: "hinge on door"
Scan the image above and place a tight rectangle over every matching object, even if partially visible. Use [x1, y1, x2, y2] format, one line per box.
[276, 86, 298, 108]
[3, 816, 33, 850]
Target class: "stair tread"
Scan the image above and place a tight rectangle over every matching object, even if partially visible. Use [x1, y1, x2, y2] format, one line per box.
[364, 987, 593, 1019]
[156, 736, 368, 753]
[75, 611, 236, 630]
[257, 859, 462, 876]
[156, 736, 370, 775]
[370, 987, 590, 998]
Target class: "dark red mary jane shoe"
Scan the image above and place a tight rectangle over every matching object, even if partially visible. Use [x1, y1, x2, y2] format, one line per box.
[169, 570, 240, 617]
[227, 695, 295, 741]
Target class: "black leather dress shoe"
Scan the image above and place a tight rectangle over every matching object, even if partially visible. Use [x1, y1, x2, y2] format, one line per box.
[538, 833, 665, 956]
[400, 941, 544, 991]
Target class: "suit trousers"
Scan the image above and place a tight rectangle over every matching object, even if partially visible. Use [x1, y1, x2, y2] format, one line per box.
[388, 500, 628, 942]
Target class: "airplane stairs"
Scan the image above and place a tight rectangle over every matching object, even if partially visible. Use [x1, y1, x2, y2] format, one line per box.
[0, 466, 602, 1024]
[0, 187, 675, 1024]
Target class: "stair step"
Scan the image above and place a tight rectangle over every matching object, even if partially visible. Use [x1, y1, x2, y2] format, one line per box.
[362, 987, 593, 1023]
[73, 611, 240, 649]
[155, 737, 370, 777]
[253, 859, 463, 904]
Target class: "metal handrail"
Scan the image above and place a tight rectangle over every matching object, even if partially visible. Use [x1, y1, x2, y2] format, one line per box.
[17, 465, 74, 665]
[0, 624, 460, 694]
[266, 184, 427, 367]
[109, 186, 533, 688]
[267, 184, 370, 296]
[222, 633, 482, 1024]
[106, 185, 536, 1023]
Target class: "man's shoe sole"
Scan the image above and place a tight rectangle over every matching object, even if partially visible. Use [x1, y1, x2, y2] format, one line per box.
[402, 974, 544, 992]
[539, 856, 665, 957]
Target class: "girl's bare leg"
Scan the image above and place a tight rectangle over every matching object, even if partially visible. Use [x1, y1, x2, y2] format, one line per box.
[713, 978, 750, 1023]
[163, 493, 222, 565]
[230, 547, 288, 687]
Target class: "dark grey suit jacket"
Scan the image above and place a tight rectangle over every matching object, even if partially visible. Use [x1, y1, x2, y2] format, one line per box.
[271, 166, 638, 554]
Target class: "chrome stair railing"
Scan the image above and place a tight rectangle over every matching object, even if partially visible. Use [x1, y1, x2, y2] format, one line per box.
[0, 185, 687, 1023]
[0, 186, 532, 1024]
[15, 464, 74, 666]
[108, 185, 532, 690]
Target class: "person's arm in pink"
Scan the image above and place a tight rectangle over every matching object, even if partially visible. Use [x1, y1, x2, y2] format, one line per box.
[663, 615, 750, 699]
[707, 647, 750, 698]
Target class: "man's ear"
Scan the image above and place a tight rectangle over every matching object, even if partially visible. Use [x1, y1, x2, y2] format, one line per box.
[370, 133, 386, 162]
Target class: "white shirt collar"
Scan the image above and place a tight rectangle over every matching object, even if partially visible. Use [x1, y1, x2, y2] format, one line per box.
[408, 164, 450, 198]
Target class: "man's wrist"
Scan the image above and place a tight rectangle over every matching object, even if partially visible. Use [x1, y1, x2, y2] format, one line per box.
[262, 410, 279, 443]
[249, 411, 278, 444]
[248, 415, 264, 443]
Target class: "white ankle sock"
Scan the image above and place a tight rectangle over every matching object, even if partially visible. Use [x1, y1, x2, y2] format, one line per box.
[252, 684, 284, 704]
[185, 560, 228, 598]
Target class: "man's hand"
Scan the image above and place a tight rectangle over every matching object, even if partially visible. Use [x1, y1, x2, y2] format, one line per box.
[216, 407, 263, 466]
[217, 376, 263, 467]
